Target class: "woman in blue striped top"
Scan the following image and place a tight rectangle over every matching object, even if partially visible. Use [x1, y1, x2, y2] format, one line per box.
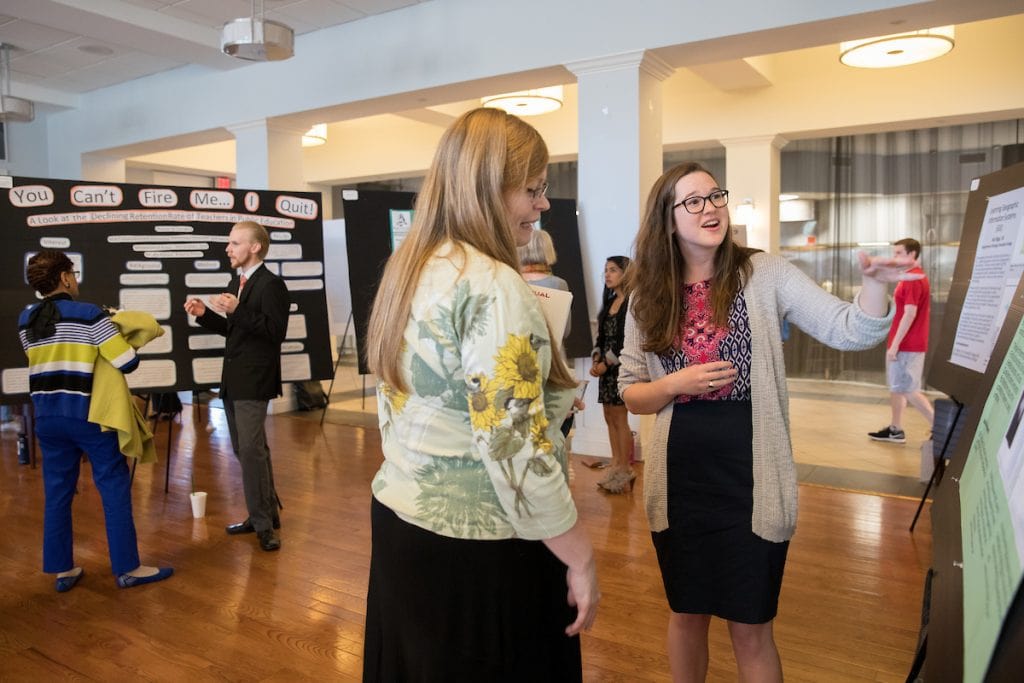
[18, 249, 172, 592]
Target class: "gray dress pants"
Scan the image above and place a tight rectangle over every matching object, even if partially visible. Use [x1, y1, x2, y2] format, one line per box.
[224, 399, 278, 532]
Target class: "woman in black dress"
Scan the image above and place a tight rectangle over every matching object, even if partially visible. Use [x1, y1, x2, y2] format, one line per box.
[590, 255, 633, 493]
[618, 162, 918, 679]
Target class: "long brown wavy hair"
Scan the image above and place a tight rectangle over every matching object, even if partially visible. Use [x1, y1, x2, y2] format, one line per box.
[366, 107, 574, 392]
[625, 162, 755, 354]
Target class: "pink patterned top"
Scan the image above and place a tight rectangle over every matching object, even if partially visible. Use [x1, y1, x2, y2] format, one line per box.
[658, 280, 752, 403]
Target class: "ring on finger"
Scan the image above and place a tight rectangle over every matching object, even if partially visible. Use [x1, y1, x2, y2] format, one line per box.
[708, 380, 714, 389]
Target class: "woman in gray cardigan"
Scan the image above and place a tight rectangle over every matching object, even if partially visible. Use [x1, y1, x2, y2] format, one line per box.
[617, 162, 920, 681]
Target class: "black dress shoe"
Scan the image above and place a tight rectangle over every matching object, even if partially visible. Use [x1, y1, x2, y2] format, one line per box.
[225, 517, 280, 535]
[258, 529, 281, 552]
[225, 519, 255, 535]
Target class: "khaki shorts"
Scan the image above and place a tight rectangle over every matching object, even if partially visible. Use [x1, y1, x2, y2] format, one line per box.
[887, 352, 925, 393]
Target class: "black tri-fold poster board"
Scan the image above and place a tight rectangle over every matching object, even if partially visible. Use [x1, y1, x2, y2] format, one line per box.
[924, 160, 1024, 682]
[342, 189, 591, 376]
[0, 176, 333, 401]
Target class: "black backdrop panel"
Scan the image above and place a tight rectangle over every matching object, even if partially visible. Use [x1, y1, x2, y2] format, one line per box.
[929, 162, 1024, 401]
[925, 162, 1024, 681]
[540, 197, 592, 360]
[0, 176, 332, 401]
[342, 190, 416, 375]
[343, 190, 592, 375]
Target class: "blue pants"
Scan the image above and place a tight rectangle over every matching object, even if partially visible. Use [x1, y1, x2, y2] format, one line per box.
[36, 417, 141, 575]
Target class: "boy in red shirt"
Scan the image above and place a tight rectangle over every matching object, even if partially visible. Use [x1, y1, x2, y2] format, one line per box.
[869, 238, 934, 443]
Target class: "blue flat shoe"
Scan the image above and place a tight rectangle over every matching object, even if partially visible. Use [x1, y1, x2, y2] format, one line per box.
[116, 567, 174, 589]
[55, 568, 84, 593]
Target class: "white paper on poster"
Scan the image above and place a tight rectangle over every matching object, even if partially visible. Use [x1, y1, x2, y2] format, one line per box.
[950, 186, 1024, 372]
[125, 360, 176, 389]
[192, 357, 223, 385]
[119, 288, 172, 320]
[281, 353, 311, 381]
[286, 314, 307, 340]
[188, 334, 226, 350]
[1, 368, 28, 394]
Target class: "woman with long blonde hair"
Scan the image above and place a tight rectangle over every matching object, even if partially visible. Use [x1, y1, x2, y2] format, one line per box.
[362, 108, 598, 681]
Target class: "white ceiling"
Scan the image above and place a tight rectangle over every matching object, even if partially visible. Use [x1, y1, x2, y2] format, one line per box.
[0, 0, 430, 99]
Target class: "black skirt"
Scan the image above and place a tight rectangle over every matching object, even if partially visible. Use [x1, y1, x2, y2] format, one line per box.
[363, 497, 582, 682]
[651, 400, 789, 624]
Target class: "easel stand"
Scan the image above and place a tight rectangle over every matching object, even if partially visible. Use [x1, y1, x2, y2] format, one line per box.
[320, 313, 352, 427]
[910, 396, 964, 532]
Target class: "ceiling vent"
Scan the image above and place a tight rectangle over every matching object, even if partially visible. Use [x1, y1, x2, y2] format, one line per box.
[221, 0, 294, 62]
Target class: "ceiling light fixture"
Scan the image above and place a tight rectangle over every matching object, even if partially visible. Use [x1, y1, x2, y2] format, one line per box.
[302, 124, 327, 147]
[0, 43, 33, 123]
[481, 86, 564, 116]
[840, 26, 954, 68]
[734, 198, 755, 226]
[221, 0, 294, 62]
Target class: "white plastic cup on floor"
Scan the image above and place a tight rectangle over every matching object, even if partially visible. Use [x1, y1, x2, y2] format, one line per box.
[189, 491, 208, 518]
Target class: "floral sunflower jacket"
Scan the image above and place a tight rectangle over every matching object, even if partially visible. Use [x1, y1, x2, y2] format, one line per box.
[372, 241, 577, 541]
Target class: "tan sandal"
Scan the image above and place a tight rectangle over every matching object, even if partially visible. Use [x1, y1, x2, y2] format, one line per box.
[597, 467, 636, 494]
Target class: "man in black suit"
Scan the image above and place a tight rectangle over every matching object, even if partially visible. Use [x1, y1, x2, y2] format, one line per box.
[184, 221, 289, 551]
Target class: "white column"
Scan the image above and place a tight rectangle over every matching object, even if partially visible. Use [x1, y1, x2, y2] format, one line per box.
[722, 135, 787, 253]
[227, 120, 308, 413]
[80, 153, 126, 182]
[566, 50, 672, 458]
[227, 120, 305, 191]
[567, 50, 673, 315]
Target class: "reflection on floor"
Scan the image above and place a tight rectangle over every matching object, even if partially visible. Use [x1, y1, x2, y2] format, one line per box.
[305, 356, 944, 499]
[788, 378, 939, 498]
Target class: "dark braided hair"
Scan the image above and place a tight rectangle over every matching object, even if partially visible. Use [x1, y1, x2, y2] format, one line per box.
[25, 250, 75, 342]
[27, 249, 74, 296]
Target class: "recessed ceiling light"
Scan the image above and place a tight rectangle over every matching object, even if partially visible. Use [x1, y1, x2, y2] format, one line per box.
[78, 45, 115, 56]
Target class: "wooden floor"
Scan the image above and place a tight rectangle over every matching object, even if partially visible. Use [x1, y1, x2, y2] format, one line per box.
[0, 405, 932, 681]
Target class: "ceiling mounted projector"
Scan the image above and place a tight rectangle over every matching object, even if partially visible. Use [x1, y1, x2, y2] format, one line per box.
[221, 1, 294, 62]
[0, 94, 34, 122]
[0, 43, 33, 122]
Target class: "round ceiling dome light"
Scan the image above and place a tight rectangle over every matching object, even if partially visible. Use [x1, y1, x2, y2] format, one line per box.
[840, 26, 954, 68]
[481, 86, 564, 116]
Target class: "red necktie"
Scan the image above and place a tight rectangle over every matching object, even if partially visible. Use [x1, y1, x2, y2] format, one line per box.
[238, 274, 247, 296]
